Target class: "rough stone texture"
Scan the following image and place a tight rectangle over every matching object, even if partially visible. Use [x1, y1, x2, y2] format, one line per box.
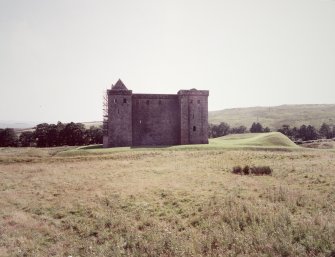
[106, 80, 133, 147]
[104, 80, 209, 148]
[132, 95, 180, 146]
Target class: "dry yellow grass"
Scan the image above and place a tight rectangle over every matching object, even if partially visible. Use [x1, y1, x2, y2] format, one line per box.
[0, 146, 334, 256]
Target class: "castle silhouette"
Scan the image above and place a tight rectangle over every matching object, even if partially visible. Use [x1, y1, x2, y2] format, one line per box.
[103, 79, 209, 147]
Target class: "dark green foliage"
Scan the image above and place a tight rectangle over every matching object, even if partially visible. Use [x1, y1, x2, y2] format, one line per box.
[299, 125, 318, 141]
[278, 124, 324, 141]
[250, 122, 264, 133]
[19, 131, 35, 147]
[208, 122, 230, 138]
[232, 166, 242, 174]
[34, 123, 49, 147]
[230, 125, 247, 134]
[243, 165, 250, 175]
[250, 166, 272, 175]
[46, 124, 60, 147]
[0, 128, 18, 147]
[85, 126, 103, 145]
[232, 165, 272, 176]
[4, 122, 104, 148]
[263, 127, 271, 132]
[61, 122, 86, 146]
[319, 123, 333, 139]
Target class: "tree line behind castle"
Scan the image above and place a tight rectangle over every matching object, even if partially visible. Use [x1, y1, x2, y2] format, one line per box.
[0, 121, 334, 147]
[209, 122, 334, 141]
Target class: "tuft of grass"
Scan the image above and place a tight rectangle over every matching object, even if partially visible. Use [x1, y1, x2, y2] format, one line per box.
[232, 165, 272, 175]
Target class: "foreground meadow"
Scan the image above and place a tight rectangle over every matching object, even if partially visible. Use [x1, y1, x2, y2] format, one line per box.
[0, 138, 334, 256]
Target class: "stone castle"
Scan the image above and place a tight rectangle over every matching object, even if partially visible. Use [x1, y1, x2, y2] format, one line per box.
[103, 79, 209, 148]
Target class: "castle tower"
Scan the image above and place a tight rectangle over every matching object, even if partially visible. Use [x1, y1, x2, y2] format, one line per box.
[178, 89, 209, 144]
[105, 79, 132, 147]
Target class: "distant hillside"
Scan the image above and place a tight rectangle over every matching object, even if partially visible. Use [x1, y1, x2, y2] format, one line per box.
[2, 104, 335, 131]
[0, 121, 37, 129]
[209, 104, 335, 130]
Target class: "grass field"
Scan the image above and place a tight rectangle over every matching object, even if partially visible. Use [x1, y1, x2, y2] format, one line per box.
[0, 133, 334, 257]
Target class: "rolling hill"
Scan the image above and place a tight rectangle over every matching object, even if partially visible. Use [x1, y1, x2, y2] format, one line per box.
[209, 104, 335, 129]
[210, 132, 298, 148]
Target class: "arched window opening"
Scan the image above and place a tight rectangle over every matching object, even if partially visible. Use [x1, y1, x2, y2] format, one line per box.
[193, 126, 196, 132]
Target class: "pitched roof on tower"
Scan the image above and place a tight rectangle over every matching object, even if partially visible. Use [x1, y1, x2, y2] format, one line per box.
[111, 79, 128, 90]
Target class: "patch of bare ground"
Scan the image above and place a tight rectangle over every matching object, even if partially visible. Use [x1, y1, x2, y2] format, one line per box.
[0, 148, 334, 256]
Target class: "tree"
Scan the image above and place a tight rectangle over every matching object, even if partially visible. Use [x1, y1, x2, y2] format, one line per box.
[278, 125, 292, 137]
[230, 125, 247, 134]
[250, 122, 263, 133]
[319, 123, 332, 139]
[263, 127, 271, 132]
[19, 131, 35, 147]
[62, 122, 86, 146]
[208, 122, 230, 138]
[0, 128, 18, 147]
[216, 122, 230, 137]
[298, 125, 307, 141]
[298, 124, 318, 141]
[85, 126, 103, 144]
[56, 121, 66, 146]
[34, 123, 49, 147]
[291, 127, 299, 141]
[208, 124, 215, 138]
[305, 125, 318, 141]
[0, 129, 3, 145]
[46, 124, 60, 147]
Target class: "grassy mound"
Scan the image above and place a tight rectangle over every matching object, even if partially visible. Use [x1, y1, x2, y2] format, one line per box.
[211, 132, 298, 148]
[54, 132, 298, 158]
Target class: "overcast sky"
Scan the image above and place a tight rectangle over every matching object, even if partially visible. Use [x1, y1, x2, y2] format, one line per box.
[0, 0, 334, 123]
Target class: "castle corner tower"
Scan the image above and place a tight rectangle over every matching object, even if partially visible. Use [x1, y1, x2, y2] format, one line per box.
[178, 89, 209, 145]
[104, 79, 132, 147]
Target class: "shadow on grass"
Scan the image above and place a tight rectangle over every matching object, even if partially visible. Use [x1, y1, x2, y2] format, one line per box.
[130, 145, 174, 149]
[77, 144, 103, 150]
[77, 144, 174, 150]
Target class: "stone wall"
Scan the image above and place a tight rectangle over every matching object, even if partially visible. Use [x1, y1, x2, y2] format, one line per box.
[132, 94, 180, 146]
[107, 89, 132, 147]
[178, 90, 209, 144]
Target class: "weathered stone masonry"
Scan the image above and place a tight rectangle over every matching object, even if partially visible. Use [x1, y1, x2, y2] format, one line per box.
[103, 79, 209, 148]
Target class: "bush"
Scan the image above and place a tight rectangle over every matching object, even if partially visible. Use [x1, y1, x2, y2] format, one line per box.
[250, 166, 272, 175]
[232, 165, 272, 176]
[232, 166, 242, 174]
[243, 165, 250, 175]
